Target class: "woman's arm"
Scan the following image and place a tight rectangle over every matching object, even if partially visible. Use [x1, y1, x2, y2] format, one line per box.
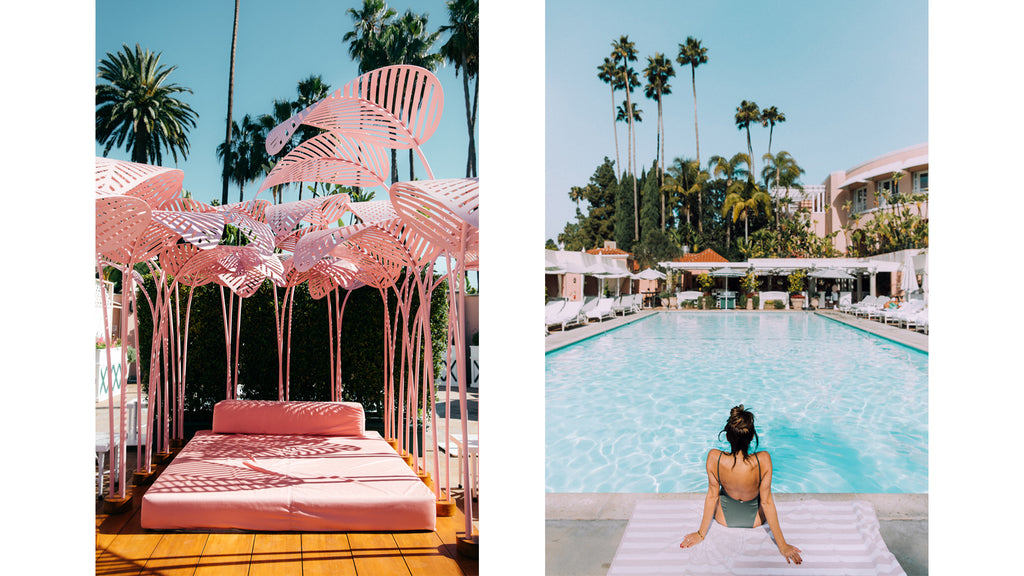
[680, 450, 720, 548]
[757, 452, 803, 564]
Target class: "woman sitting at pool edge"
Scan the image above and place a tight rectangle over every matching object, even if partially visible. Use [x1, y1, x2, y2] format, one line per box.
[680, 405, 803, 565]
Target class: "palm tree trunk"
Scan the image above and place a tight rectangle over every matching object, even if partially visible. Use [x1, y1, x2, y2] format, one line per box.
[745, 128, 754, 179]
[626, 89, 637, 241]
[409, 149, 415, 181]
[221, 0, 239, 205]
[691, 66, 700, 166]
[611, 85, 620, 181]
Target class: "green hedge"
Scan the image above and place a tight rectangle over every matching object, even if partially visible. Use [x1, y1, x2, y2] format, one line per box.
[135, 272, 449, 417]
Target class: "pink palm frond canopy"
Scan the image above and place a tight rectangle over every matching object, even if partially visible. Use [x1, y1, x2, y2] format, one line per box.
[95, 157, 184, 210]
[389, 178, 480, 252]
[96, 195, 153, 266]
[266, 65, 443, 156]
[259, 131, 390, 193]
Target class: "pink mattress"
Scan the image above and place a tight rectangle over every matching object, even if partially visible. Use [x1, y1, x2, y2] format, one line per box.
[141, 429, 436, 531]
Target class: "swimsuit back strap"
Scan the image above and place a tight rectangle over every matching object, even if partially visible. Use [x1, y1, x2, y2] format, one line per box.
[716, 451, 722, 487]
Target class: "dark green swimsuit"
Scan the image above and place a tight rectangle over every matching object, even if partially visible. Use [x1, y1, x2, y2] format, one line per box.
[718, 452, 761, 528]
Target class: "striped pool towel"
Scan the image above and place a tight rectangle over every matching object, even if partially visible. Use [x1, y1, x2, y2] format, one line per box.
[608, 499, 906, 575]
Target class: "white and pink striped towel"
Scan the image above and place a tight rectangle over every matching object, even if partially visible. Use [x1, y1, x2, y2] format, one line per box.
[609, 499, 906, 575]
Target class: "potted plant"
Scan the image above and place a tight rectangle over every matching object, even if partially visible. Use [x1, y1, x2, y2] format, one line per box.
[788, 269, 807, 310]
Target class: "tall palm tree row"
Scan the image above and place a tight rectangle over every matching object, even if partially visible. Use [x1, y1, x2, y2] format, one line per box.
[643, 53, 674, 229]
[221, 0, 240, 205]
[95, 43, 198, 166]
[597, 57, 623, 180]
[734, 100, 761, 179]
[616, 100, 643, 193]
[439, 0, 479, 178]
[611, 35, 641, 241]
[676, 37, 708, 166]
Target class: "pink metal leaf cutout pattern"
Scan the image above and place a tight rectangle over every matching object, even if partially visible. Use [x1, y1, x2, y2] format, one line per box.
[151, 210, 226, 250]
[133, 220, 183, 264]
[291, 223, 377, 273]
[96, 195, 152, 266]
[222, 211, 276, 255]
[347, 199, 399, 224]
[159, 197, 219, 213]
[264, 195, 351, 242]
[266, 66, 443, 156]
[275, 255, 311, 288]
[389, 178, 480, 251]
[259, 131, 389, 193]
[173, 247, 230, 287]
[215, 247, 282, 297]
[95, 157, 184, 210]
[306, 259, 360, 300]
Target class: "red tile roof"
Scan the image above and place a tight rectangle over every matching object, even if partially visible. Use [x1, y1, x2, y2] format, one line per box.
[675, 248, 729, 263]
[587, 247, 630, 256]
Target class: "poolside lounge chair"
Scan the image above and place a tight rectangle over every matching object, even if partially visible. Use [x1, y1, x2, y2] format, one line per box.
[585, 297, 616, 323]
[883, 299, 925, 325]
[613, 294, 640, 316]
[853, 295, 885, 318]
[579, 296, 599, 318]
[906, 308, 929, 333]
[545, 299, 565, 324]
[839, 294, 872, 313]
[547, 300, 584, 331]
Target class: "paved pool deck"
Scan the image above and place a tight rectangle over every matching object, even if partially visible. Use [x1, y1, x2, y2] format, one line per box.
[545, 308, 928, 575]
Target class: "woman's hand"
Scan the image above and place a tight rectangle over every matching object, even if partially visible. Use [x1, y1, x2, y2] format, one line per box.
[778, 543, 803, 564]
[679, 531, 704, 548]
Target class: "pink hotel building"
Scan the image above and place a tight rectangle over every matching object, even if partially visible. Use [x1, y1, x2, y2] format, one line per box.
[774, 142, 928, 253]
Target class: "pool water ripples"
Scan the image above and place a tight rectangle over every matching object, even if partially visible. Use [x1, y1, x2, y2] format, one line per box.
[546, 312, 928, 493]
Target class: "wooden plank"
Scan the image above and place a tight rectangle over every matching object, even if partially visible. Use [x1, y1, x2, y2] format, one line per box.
[349, 532, 411, 575]
[194, 533, 254, 576]
[141, 532, 209, 576]
[300, 533, 357, 576]
[249, 533, 303, 576]
[96, 490, 162, 576]
[435, 514, 479, 576]
[393, 530, 466, 576]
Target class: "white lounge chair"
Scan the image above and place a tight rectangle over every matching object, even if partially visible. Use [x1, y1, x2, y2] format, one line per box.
[906, 309, 928, 333]
[547, 300, 584, 331]
[886, 300, 925, 326]
[586, 297, 616, 323]
[839, 294, 872, 313]
[579, 296, 599, 318]
[613, 294, 640, 316]
[545, 299, 566, 325]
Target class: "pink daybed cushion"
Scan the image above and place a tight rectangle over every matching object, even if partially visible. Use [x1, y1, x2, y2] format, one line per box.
[212, 400, 365, 436]
[141, 430, 436, 531]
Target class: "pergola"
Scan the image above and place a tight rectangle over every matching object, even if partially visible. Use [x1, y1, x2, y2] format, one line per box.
[95, 65, 478, 551]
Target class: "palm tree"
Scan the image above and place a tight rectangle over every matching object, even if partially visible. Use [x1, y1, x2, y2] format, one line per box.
[96, 43, 198, 166]
[760, 106, 786, 160]
[612, 35, 640, 240]
[662, 157, 705, 228]
[384, 9, 443, 182]
[709, 153, 750, 243]
[219, 0, 241, 204]
[643, 53, 674, 195]
[568, 185, 586, 208]
[256, 99, 297, 204]
[291, 75, 333, 200]
[439, 0, 479, 178]
[216, 114, 264, 203]
[722, 181, 772, 243]
[734, 100, 760, 178]
[760, 150, 804, 229]
[343, 0, 397, 72]
[597, 57, 623, 180]
[676, 37, 708, 165]
[616, 100, 642, 187]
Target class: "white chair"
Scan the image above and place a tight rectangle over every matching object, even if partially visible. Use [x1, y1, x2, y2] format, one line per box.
[432, 419, 478, 499]
[586, 297, 616, 323]
[547, 300, 584, 331]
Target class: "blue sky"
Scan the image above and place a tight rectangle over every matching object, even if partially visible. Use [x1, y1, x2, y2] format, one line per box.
[545, 0, 928, 242]
[95, 0, 477, 206]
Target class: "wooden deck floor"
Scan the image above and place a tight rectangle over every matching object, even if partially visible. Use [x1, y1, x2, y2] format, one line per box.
[96, 460, 479, 576]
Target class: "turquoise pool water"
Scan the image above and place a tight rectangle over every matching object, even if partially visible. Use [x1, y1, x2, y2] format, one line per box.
[545, 312, 928, 493]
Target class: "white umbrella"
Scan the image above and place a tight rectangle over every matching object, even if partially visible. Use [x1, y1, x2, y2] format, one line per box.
[901, 251, 919, 295]
[636, 268, 666, 280]
[922, 251, 929, 304]
[809, 268, 855, 280]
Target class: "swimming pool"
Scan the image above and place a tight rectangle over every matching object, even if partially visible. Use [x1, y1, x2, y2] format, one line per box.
[545, 312, 928, 493]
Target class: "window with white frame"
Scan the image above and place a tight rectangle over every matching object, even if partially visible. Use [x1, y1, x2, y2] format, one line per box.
[875, 178, 899, 207]
[913, 171, 928, 194]
[853, 187, 867, 213]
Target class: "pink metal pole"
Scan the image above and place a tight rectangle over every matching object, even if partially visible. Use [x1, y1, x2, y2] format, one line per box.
[273, 283, 283, 400]
[337, 288, 353, 401]
[97, 258, 118, 499]
[326, 286, 335, 401]
[180, 285, 195, 444]
[286, 285, 296, 400]
[233, 295, 243, 399]
[219, 286, 232, 400]
[129, 284, 148, 474]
